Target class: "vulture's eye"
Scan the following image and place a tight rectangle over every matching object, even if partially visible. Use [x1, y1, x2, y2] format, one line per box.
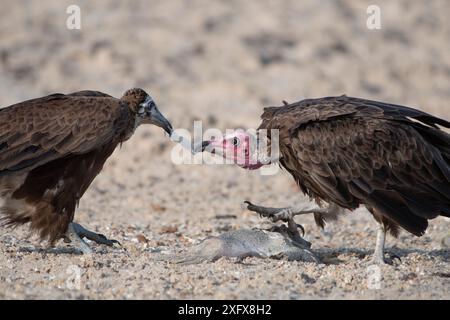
[139, 96, 155, 113]
[232, 137, 240, 146]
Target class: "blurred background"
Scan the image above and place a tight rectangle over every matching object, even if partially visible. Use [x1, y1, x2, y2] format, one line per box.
[0, 0, 449, 299]
[2, 1, 450, 120]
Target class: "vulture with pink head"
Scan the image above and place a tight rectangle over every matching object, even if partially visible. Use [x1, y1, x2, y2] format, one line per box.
[202, 95, 450, 264]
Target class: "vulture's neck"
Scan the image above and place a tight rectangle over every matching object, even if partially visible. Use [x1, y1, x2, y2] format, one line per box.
[119, 110, 142, 142]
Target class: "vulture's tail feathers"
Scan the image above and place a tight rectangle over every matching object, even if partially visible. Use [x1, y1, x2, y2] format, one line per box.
[369, 190, 429, 237]
[367, 99, 450, 129]
[409, 121, 450, 219]
[399, 191, 447, 219]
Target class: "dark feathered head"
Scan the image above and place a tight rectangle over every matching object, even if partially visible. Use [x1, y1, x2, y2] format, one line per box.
[121, 88, 173, 134]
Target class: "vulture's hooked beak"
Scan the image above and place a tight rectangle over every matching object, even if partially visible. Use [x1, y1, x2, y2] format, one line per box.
[193, 138, 227, 155]
[149, 105, 173, 135]
[139, 95, 173, 135]
[192, 140, 211, 154]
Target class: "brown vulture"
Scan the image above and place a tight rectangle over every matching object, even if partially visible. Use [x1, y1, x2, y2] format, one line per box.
[201, 95, 450, 264]
[0, 88, 172, 253]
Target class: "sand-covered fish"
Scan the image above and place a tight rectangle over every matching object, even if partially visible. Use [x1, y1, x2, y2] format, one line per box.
[154, 225, 318, 265]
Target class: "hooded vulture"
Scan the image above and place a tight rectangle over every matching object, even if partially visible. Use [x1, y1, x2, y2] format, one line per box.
[202, 95, 450, 264]
[0, 88, 172, 253]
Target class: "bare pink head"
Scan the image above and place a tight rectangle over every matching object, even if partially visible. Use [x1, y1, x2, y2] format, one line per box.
[203, 130, 264, 170]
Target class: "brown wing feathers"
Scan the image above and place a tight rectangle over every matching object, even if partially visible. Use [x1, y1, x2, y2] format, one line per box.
[260, 96, 450, 236]
[0, 92, 125, 175]
[0, 91, 131, 242]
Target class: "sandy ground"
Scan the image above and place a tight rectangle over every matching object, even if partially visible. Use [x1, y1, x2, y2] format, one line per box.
[0, 0, 449, 299]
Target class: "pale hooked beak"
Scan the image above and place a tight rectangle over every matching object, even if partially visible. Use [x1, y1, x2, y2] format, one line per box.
[192, 141, 211, 153]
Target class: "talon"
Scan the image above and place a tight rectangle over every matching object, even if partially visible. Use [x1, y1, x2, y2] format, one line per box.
[94, 233, 120, 246]
[390, 253, 401, 262]
[244, 201, 258, 212]
[297, 224, 305, 236]
[102, 238, 121, 247]
[111, 239, 122, 247]
[97, 233, 108, 241]
[70, 222, 120, 249]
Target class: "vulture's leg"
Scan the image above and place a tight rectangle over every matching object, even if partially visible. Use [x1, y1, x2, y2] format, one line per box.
[71, 222, 120, 247]
[244, 201, 341, 233]
[65, 223, 93, 254]
[370, 223, 387, 265]
[244, 201, 306, 233]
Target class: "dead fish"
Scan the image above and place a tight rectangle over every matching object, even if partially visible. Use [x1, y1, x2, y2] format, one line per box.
[442, 234, 450, 249]
[154, 225, 319, 265]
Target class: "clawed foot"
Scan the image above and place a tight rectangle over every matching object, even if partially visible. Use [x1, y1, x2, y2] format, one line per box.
[244, 201, 305, 235]
[244, 201, 293, 221]
[369, 252, 401, 266]
[72, 223, 121, 246]
[65, 222, 121, 254]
